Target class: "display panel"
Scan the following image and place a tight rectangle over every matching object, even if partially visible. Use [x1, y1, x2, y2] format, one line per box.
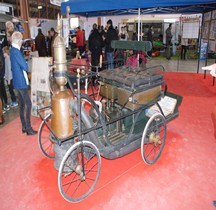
[182, 22, 199, 39]
[70, 17, 79, 29]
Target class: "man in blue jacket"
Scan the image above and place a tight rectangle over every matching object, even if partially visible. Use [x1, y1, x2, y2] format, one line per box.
[10, 31, 37, 135]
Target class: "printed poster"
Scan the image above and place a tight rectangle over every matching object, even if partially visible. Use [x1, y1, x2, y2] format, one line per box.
[31, 57, 52, 117]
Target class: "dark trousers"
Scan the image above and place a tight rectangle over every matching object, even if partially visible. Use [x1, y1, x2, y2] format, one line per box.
[78, 46, 83, 55]
[165, 45, 171, 60]
[91, 52, 100, 84]
[147, 50, 152, 57]
[147, 41, 153, 57]
[181, 45, 187, 60]
[17, 88, 32, 130]
[7, 80, 16, 102]
[0, 79, 8, 106]
[91, 52, 100, 69]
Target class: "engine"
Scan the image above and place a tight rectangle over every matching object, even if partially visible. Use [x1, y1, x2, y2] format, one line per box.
[99, 65, 165, 111]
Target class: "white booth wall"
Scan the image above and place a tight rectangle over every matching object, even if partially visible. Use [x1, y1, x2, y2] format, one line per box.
[81, 14, 182, 41]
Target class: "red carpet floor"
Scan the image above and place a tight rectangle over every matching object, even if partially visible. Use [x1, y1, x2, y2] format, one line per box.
[0, 72, 216, 210]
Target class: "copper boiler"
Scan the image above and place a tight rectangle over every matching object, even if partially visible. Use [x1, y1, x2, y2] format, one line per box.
[51, 15, 73, 139]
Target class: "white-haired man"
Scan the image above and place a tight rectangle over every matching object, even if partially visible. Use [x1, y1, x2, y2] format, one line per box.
[10, 31, 37, 135]
[5, 21, 14, 32]
[2, 21, 14, 48]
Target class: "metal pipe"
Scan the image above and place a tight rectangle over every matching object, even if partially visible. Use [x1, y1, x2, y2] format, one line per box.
[197, 13, 204, 74]
[138, 8, 140, 42]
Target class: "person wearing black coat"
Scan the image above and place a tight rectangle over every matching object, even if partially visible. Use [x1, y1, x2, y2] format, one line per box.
[104, 19, 118, 70]
[88, 23, 104, 84]
[165, 23, 172, 60]
[0, 45, 9, 113]
[47, 30, 52, 57]
[0, 46, 4, 123]
[146, 25, 153, 57]
[100, 26, 106, 38]
[35, 28, 47, 57]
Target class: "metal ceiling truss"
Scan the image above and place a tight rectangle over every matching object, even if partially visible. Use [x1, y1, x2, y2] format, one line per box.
[1, 0, 60, 19]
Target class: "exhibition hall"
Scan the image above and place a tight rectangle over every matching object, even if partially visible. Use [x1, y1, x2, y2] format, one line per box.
[0, 0, 216, 209]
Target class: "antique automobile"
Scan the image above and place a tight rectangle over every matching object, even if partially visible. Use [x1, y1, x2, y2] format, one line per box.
[37, 25, 182, 203]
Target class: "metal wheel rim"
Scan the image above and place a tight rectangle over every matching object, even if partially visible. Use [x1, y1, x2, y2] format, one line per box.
[58, 140, 101, 203]
[141, 113, 166, 165]
[38, 113, 55, 159]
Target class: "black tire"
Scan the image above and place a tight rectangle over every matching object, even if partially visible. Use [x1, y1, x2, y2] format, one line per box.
[58, 140, 101, 203]
[141, 113, 166, 165]
[38, 113, 55, 159]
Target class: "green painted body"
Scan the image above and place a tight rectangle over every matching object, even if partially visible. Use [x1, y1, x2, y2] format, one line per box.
[90, 92, 182, 147]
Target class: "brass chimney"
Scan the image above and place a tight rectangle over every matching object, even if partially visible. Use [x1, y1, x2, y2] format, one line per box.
[51, 14, 73, 139]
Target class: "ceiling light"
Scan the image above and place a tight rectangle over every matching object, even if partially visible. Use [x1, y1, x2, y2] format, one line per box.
[164, 19, 176, 23]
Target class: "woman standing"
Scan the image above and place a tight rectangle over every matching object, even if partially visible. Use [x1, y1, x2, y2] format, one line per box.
[10, 31, 37, 135]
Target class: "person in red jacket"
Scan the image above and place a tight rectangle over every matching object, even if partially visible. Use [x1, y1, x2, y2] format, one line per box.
[76, 26, 84, 54]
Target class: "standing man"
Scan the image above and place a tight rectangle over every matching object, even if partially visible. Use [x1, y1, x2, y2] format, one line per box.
[0, 45, 5, 123]
[10, 31, 37, 135]
[35, 28, 47, 57]
[76, 26, 84, 55]
[119, 26, 129, 41]
[147, 25, 153, 57]
[50, 27, 58, 58]
[100, 26, 106, 38]
[47, 30, 52, 57]
[180, 38, 188, 60]
[88, 23, 104, 84]
[3, 46, 18, 107]
[104, 19, 118, 70]
[5, 21, 14, 32]
[0, 45, 9, 113]
[165, 23, 172, 60]
[2, 21, 14, 48]
[132, 31, 138, 41]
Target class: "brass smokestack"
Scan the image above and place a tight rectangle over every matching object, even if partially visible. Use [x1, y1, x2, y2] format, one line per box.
[51, 14, 73, 139]
[53, 14, 67, 92]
